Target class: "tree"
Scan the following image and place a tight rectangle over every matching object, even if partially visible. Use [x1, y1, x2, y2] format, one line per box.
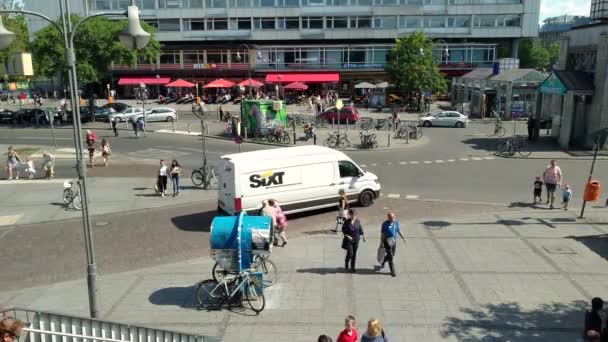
[518, 38, 560, 71]
[0, 0, 30, 73]
[30, 15, 160, 86]
[385, 31, 447, 99]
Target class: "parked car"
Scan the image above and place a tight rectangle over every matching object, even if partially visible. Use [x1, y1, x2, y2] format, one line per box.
[132, 107, 177, 122]
[419, 111, 468, 128]
[94, 107, 117, 122]
[111, 107, 145, 123]
[14, 108, 57, 125]
[102, 102, 130, 113]
[318, 106, 360, 124]
[0, 109, 16, 124]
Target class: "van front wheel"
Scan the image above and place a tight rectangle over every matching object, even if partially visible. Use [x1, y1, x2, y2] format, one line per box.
[358, 190, 375, 207]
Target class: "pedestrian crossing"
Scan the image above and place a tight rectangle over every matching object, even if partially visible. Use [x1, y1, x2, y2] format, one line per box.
[359, 156, 495, 169]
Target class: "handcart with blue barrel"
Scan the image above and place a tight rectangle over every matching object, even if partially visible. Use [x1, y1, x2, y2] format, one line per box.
[196, 212, 276, 313]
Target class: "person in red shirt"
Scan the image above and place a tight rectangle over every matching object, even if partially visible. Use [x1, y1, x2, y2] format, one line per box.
[337, 315, 357, 342]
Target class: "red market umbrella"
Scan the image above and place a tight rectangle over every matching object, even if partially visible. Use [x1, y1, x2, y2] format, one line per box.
[165, 79, 195, 88]
[284, 81, 308, 90]
[237, 79, 264, 88]
[203, 78, 235, 88]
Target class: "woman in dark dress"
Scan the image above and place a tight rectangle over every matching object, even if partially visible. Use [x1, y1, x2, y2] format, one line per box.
[342, 209, 366, 273]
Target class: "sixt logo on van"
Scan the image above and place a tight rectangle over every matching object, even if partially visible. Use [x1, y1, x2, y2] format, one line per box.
[249, 170, 285, 188]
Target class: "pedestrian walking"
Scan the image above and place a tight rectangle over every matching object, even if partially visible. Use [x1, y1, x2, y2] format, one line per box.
[111, 117, 119, 137]
[42, 151, 55, 180]
[527, 116, 536, 141]
[584, 297, 604, 340]
[101, 139, 111, 167]
[269, 199, 287, 247]
[86, 130, 96, 167]
[379, 212, 406, 277]
[0, 317, 24, 342]
[170, 159, 182, 197]
[157, 159, 168, 198]
[333, 189, 349, 232]
[5, 146, 21, 180]
[337, 315, 358, 342]
[131, 119, 138, 137]
[562, 184, 572, 210]
[317, 336, 333, 342]
[341, 209, 366, 273]
[542, 159, 562, 209]
[533, 176, 543, 204]
[137, 117, 145, 135]
[360, 318, 388, 342]
[260, 199, 277, 246]
[24, 156, 36, 179]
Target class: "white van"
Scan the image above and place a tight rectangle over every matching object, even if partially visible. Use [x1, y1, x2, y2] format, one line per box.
[217, 145, 381, 215]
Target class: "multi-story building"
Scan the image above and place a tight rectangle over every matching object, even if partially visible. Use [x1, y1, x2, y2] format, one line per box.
[25, 0, 540, 95]
[538, 15, 591, 47]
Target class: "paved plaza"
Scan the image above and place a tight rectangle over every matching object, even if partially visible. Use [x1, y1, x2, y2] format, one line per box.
[2, 202, 607, 341]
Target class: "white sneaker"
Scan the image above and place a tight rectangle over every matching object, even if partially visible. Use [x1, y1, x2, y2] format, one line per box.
[161, 193, 164, 198]
[15, 176, 19, 180]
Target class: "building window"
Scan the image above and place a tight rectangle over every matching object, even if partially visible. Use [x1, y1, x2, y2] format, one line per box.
[303, 17, 324, 29]
[424, 16, 445, 28]
[378, 0, 398, 5]
[255, 17, 276, 29]
[447, 16, 469, 27]
[186, 0, 204, 6]
[406, 0, 422, 3]
[143, 19, 158, 29]
[348, 49, 366, 64]
[182, 51, 200, 64]
[207, 51, 226, 63]
[278, 0, 300, 5]
[373, 48, 388, 64]
[183, 19, 205, 30]
[475, 15, 496, 27]
[399, 16, 421, 28]
[327, 16, 348, 28]
[159, 0, 181, 7]
[212, 19, 228, 29]
[160, 52, 180, 64]
[424, 0, 446, 4]
[206, 0, 226, 7]
[330, 0, 349, 4]
[236, 18, 252, 29]
[351, 16, 371, 28]
[504, 15, 521, 27]
[231, 0, 251, 6]
[304, 0, 325, 5]
[256, 0, 275, 6]
[230, 51, 249, 63]
[159, 19, 181, 32]
[355, 0, 371, 4]
[285, 17, 300, 29]
[374, 16, 396, 28]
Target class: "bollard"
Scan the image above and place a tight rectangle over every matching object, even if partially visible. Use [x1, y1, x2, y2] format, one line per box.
[388, 132, 391, 147]
[332, 118, 335, 130]
[292, 121, 296, 132]
[313, 134, 317, 145]
[187, 123, 191, 133]
[244, 129, 248, 140]
[171, 120, 175, 132]
[293, 132, 296, 145]
[406, 131, 409, 144]
[346, 118, 349, 132]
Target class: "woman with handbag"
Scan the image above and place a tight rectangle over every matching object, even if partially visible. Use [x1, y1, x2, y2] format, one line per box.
[341, 209, 366, 273]
[101, 139, 111, 167]
[333, 189, 349, 232]
[157, 159, 168, 198]
[380, 212, 406, 277]
[170, 159, 182, 197]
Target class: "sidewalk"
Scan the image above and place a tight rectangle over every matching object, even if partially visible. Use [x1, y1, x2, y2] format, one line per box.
[2, 204, 607, 341]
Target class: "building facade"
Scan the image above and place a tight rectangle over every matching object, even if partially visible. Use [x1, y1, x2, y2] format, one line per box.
[25, 0, 540, 95]
[538, 15, 591, 47]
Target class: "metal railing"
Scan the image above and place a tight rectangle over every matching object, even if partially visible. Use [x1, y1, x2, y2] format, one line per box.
[1, 307, 220, 342]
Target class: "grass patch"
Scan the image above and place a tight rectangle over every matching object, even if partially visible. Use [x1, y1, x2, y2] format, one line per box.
[4, 148, 40, 158]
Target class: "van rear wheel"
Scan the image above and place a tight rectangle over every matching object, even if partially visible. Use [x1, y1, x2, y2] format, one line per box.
[358, 190, 375, 207]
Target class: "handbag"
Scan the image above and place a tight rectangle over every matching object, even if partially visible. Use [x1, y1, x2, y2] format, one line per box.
[336, 216, 345, 225]
[377, 242, 386, 264]
[341, 236, 350, 250]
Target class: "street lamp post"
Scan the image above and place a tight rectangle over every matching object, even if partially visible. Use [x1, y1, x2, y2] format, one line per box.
[235, 44, 252, 99]
[0, 0, 150, 319]
[336, 98, 343, 142]
[155, 74, 160, 100]
[140, 82, 147, 137]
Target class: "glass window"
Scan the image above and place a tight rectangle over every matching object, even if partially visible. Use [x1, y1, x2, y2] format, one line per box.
[159, 0, 181, 7]
[231, 0, 251, 6]
[231, 51, 249, 63]
[447, 16, 469, 27]
[373, 49, 388, 63]
[382, 16, 396, 28]
[143, 19, 158, 29]
[160, 52, 177, 64]
[303, 17, 323, 29]
[348, 49, 365, 63]
[305, 0, 325, 5]
[277, 18, 285, 29]
[425, 17, 445, 27]
[183, 52, 199, 63]
[334, 16, 348, 28]
[206, 0, 226, 7]
[505, 15, 520, 27]
[380, 0, 398, 5]
[285, 17, 299, 29]
[284, 0, 299, 5]
[237, 18, 252, 29]
[260, 0, 275, 6]
[255, 18, 276, 29]
[331, 0, 349, 4]
[407, 0, 422, 3]
[400, 16, 421, 28]
[207, 51, 225, 63]
[357, 16, 371, 28]
[339, 161, 360, 178]
[184, 19, 205, 30]
[188, 0, 204, 6]
[159, 19, 181, 32]
[477, 15, 496, 27]
[213, 19, 228, 30]
[95, 0, 111, 9]
[325, 49, 342, 67]
[373, 17, 382, 28]
[356, 0, 371, 4]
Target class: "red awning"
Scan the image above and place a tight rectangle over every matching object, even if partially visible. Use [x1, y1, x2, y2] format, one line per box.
[265, 73, 339, 84]
[118, 76, 170, 85]
[284, 81, 308, 90]
[237, 79, 264, 88]
[203, 78, 236, 88]
[165, 79, 195, 88]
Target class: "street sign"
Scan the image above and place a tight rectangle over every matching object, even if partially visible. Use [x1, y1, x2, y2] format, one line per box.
[235, 135, 243, 144]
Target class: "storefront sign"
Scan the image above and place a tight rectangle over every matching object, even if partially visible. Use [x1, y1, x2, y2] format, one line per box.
[192, 63, 216, 70]
[539, 73, 567, 95]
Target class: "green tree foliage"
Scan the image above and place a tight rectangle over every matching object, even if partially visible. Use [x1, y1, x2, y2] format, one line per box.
[385, 31, 447, 95]
[518, 39, 560, 71]
[0, 0, 29, 66]
[30, 15, 160, 85]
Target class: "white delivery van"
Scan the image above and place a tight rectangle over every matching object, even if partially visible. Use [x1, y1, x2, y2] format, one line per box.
[217, 145, 381, 215]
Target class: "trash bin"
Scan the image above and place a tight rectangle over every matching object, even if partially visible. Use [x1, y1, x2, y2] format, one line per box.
[210, 212, 271, 272]
[584, 180, 601, 202]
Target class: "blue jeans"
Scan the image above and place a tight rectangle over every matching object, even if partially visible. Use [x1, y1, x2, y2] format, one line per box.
[172, 175, 179, 194]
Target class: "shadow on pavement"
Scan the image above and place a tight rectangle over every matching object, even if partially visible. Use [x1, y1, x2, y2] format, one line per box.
[148, 285, 199, 310]
[296, 267, 381, 275]
[171, 209, 217, 232]
[570, 234, 608, 262]
[441, 300, 586, 340]
[462, 136, 560, 154]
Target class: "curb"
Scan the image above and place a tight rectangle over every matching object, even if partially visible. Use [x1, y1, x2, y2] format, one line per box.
[493, 154, 608, 161]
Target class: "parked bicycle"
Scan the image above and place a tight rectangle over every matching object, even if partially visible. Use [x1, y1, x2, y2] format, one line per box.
[266, 126, 291, 144]
[62, 180, 82, 210]
[196, 269, 265, 313]
[212, 254, 277, 287]
[358, 117, 373, 131]
[191, 164, 218, 189]
[359, 131, 378, 149]
[324, 131, 351, 149]
[496, 135, 531, 157]
[375, 118, 394, 131]
[394, 124, 422, 140]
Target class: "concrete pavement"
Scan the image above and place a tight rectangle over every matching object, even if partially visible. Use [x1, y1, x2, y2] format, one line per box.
[3, 201, 608, 341]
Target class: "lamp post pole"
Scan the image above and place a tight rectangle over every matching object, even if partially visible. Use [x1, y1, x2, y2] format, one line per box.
[0, 0, 151, 319]
[236, 43, 252, 99]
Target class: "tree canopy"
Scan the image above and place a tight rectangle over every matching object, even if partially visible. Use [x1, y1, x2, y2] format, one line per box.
[518, 38, 560, 71]
[385, 31, 447, 95]
[0, 0, 29, 68]
[30, 15, 160, 85]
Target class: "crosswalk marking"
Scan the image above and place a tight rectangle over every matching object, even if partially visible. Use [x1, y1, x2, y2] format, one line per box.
[371, 163, 377, 166]
[424, 161, 432, 164]
[399, 162, 407, 165]
[0, 214, 23, 227]
[386, 193, 401, 199]
[447, 159, 456, 162]
[435, 160, 445, 163]
[405, 195, 420, 200]
[360, 164, 367, 167]
[459, 158, 469, 161]
[409, 161, 419, 164]
[471, 157, 482, 161]
[483, 157, 495, 160]
[0, 178, 69, 185]
[359, 156, 497, 168]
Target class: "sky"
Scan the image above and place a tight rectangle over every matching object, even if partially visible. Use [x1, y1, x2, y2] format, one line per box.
[539, 0, 592, 24]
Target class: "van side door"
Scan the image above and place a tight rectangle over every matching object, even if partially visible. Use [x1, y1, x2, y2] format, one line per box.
[338, 160, 361, 197]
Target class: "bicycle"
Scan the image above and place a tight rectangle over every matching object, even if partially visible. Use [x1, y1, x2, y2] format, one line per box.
[359, 131, 378, 149]
[358, 117, 373, 131]
[491, 119, 506, 137]
[266, 127, 291, 144]
[196, 270, 265, 313]
[496, 136, 531, 157]
[191, 164, 218, 189]
[62, 180, 82, 210]
[324, 131, 351, 149]
[212, 254, 278, 287]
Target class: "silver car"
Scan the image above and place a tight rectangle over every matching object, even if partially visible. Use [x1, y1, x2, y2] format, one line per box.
[132, 107, 178, 122]
[111, 107, 145, 123]
[419, 111, 468, 128]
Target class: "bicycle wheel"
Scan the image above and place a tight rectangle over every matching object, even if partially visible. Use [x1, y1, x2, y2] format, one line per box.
[361, 120, 372, 131]
[324, 136, 337, 148]
[255, 259, 278, 287]
[212, 263, 227, 283]
[72, 193, 82, 210]
[245, 278, 266, 313]
[191, 170, 204, 186]
[196, 279, 224, 310]
[518, 140, 532, 157]
[496, 127, 506, 137]
[338, 136, 351, 149]
[205, 167, 218, 189]
[63, 188, 73, 204]
[496, 141, 508, 155]
[282, 133, 291, 144]
[417, 130, 423, 139]
[316, 118, 328, 128]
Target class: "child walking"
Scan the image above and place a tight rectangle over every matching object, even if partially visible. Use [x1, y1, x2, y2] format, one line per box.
[562, 184, 572, 210]
[533, 176, 543, 204]
[24, 157, 36, 179]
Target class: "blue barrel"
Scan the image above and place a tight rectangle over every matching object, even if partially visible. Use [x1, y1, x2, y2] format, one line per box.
[210, 212, 271, 272]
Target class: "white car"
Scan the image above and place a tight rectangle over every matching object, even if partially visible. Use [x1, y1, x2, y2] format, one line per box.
[419, 111, 468, 128]
[111, 107, 145, 123]
[132, 107, 177, 122]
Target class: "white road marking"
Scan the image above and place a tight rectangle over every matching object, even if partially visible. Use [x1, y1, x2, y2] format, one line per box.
[409, 161, 419, 164]
[399, 162, 407, 165]
[0, 178, 69, 185]
[155, 129, 200, 136]
[386, 193, 401, 199]
[459, 158, 469, 161]
[483, 156, 495, 160]
[471, 157, 482, 161]
[371, 163, 377, 166]
[435, 160, 445, 163]
[424, 161, 432, 164]
[447, 159, 456, 162]
[386, 162, 392, 165]
[0, 214, 23, 227]
[8, 137, 72, 140]
[360, 164, 367, 167]
[405, 195, 420, 200]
